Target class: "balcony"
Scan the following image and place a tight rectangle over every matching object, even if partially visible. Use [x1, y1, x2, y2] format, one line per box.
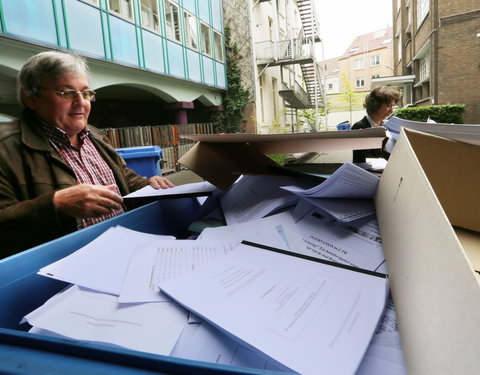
[278, 82, 310, 109]
[255, 35, 314, 66]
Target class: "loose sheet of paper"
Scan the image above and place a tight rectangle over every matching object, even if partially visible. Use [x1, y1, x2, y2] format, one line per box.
[294, 205, 387, 274]
[281, 162, 379, 199]
[38, 226, 174, 295]
[171, 321, 291, 372]
[23, 285, 188, 356]
[220, 175, 305, 225]
[123, 181, 216, 198]
[159, 242, 389, 375]
[198, 211, 308, 254]
[119, 239, 238, 303]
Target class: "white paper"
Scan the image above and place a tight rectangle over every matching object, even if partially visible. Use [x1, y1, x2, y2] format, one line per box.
[123, 181, 216, 198]
[302, 197, 375, 222]
[118, 239, 238, 303]
[199, 211, 308, 254]
[159, 242, 389, 375]
[171, 321, 291, 372]
[220, 175, 304, 224]
[23, 285, 188, 356]
[295, 207, 387, 274]
[386, 116, 480, 145]
[281, 162, 379, 199]
[38, 226, 174, 295]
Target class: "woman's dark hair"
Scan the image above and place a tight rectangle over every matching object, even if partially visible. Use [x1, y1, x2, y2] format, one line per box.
[364, 86, 401, 115]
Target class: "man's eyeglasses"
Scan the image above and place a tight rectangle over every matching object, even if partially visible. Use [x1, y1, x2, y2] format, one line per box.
[38, 88, 96, 101]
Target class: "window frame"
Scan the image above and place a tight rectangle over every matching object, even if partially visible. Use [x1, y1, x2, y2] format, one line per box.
[370, 54, 380, 67]
[108, 0, 134, 21]
[164, 0, 181, 43]
[183, 10, 198, 50]
[356, 77, 365, 88]
[354, 58, 364, 70]
[200, 22, 212, 56]
[416, 0, 429, 26]
[140, 0, 160, 33]
[213, 30, 224, 62]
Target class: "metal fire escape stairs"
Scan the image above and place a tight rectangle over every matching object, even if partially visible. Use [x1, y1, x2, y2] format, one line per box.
[255, 0, 325, 127]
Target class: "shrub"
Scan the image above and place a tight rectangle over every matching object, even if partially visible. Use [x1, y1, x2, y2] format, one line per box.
[395, 104, 465, 124]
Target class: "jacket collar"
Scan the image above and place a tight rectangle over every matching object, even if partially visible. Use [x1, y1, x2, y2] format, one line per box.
[20, 108, 103, 151]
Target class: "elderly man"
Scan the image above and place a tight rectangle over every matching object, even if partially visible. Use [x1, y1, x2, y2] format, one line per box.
[0, 50, 174, 256]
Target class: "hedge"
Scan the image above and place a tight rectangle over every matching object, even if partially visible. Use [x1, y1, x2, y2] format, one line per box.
[395, 104, 465, 124]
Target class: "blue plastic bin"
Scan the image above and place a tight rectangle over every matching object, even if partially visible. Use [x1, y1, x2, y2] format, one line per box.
[336, 121, 351, 131]
[0, 199, 282, 375]
[115, 146, 162, 178]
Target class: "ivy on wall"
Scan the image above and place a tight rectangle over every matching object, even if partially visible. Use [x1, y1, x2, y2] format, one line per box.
[212, 25, 250, 133]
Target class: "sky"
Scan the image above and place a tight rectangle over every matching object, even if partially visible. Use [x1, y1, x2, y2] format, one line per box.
[314, 0, 393, 60]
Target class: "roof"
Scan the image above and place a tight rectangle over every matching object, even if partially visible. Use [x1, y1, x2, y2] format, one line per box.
[339, 27, 393, 59]
[321, 57, 340, 78]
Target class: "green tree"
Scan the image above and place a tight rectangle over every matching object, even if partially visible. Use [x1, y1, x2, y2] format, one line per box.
[211, 26, 250, 133]
[339, 73, 363, 124]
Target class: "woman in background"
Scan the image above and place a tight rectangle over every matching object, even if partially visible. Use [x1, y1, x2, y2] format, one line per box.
[351, 86, 400, 163]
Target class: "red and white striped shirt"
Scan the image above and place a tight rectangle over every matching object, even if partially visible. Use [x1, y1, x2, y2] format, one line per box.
[40, 120, 125, 228]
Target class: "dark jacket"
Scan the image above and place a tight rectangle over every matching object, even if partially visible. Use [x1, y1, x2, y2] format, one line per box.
[351, 116, 382, 163]
[0, 110, 148, 256]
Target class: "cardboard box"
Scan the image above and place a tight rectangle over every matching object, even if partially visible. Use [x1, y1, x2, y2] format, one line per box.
[179, 128, 385, 189]
[375, 128, 480, 375]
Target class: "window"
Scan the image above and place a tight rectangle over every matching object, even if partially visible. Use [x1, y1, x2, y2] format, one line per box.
[371, 74, 380, 80]
[213, 31, 224, 62]
[272, 77, 278, 118]
[109, 0, 133, 20]
[184, 11, 198, 50]
[328, 83, 333, 90]
[416, 0, 429, 26]
[356, 77, 365, 88]
[165, 0, 181, 42]
[85, 0, 99, 5]
[200, 23, 212, 56]
[396, 34, 402, 62]
[419, 56, 430, 81]
[140, 0, 160, 32]
[370, 55, 380, 66]
[354, 58, 364, 70]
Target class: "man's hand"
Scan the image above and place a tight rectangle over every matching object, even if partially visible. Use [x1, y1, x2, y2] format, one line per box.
[53, 184, 124, 219]
[147, 175, 175, 189]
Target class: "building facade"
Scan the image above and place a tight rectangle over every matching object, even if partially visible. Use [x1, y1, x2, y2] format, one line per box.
[339, 28, 394, 96]
[391, 0, 480, 123]
[222, 0, 325, 134]
[0, 0, 226, 126]
[322, 28, 394, 127]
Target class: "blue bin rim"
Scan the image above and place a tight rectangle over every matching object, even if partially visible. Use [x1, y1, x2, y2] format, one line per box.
[115, 146, 161, 159]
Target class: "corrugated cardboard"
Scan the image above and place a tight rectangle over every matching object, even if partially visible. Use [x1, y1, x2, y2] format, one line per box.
[179, 128, 385, 189]
[375, 128, 480, 375]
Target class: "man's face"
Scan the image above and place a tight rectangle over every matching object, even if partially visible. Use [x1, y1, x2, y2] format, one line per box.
[24, 73, 92, 137]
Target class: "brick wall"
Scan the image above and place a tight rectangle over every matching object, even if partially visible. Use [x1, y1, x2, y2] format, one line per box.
[438, 11, 480, 123]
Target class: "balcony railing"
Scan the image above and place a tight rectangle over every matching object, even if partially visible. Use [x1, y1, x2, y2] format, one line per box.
[256, 35, 313, 64]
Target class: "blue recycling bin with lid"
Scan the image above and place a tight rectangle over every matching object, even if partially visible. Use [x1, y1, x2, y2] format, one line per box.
[336, 121, 351, 131]
[115, 146, 162, 177]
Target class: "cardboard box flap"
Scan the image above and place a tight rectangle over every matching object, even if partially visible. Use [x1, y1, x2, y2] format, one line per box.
[181, 127, 385, 154]
[403, 128, 480, 233]
[179, 128, 385, 189]
[375, 128, 480, 375]
[178, 141, 280, 189]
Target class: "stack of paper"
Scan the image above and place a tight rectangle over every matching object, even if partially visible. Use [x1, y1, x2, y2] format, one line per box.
[23, 168, 407, 375]
[386, 116, 480, 146]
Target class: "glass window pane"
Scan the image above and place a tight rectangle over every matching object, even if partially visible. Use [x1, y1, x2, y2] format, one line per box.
[214, 31, 223, 62]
